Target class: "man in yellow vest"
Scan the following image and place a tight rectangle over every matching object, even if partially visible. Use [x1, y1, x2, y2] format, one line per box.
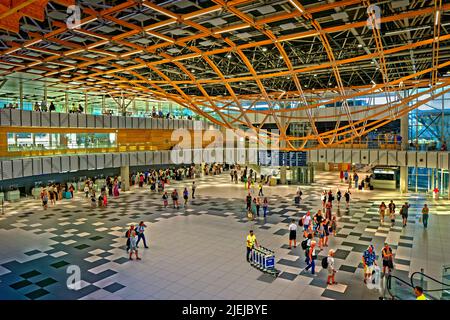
[414, 286, 427, 300]
[246, 230, 258, 262]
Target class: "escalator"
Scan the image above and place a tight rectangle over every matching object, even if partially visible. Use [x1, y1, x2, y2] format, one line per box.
[383, 269, 450, 300]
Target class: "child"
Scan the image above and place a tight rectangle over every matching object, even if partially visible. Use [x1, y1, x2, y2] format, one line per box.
[84, 185, 90, 198]
[162, 192, 168, 208]
[91, 194, 97, 208]
[389, 209, 395, 227]
[331, 216, 337, 236]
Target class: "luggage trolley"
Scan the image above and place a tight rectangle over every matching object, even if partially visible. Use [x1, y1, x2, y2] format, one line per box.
[250, 246, 280, 277]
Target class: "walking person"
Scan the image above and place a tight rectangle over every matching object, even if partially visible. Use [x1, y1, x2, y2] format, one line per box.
[421, 204, 429, 228]
[84, 184, 90, 198]
[171, 189, 179, 209]
[246, 192, 252, 212]
[344, 170, 349, 182]
[246, 230, 258, 262]
[336, 189, 341, 207]
[305, 240, 317, 275]
[362, 245, 377, 284]
[126, 225, 141, 260]
[344, 189, 351, 208]
[288, 219, 297, 249]
[262, 197, 269, 219]
[135, 221, 149, 249]
[325, 201, 332, 220]
[162, 191, 168, 208]
[353, 172, 359, 189]
[326, 249, 337, 285]
[331, 215, 337, 236]
[381, 243, 394, 276]
[400, 202, 410, 227]
[41, 188, 48, 210]
[191, 181, 196, 199]
[258, 182, 263, 197]
[388, 200, 396, 226]
[183, 187, 189, 207]
[302, 211, 312, 238]
[255, 197, 261, 218]
[379, 201, 387, 224]
[339, 170, 344, 183]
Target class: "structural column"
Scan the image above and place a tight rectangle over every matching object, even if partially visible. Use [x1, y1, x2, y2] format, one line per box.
[65, 92, 69, 113]
[19, 80, 23, 110]
[279, 118, 287, 185]
[400, 109, 409, 193]
[120, 165, 130, 191]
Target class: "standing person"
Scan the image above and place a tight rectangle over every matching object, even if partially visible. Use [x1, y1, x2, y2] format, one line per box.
[362, 245, 377, 284]
[230, 169, 234, 182]
[171, 189, 179, 209]
[323, 219, 330, 247]
[48, 185, 56, 206]
[246, 193, 252, 212]
[414, 286, 427, 300]
[326, 249, 337, 285]
[234, 169, 238, 184]
[388, 200, 396, 226]
[305, 240, 317, 275]
[353, 172, 359, 189]
[339, 170, 344, 183]
[331, 215, 337, 236]
[421, 204, 429, 228]
[321, 191, 327, 209]
[379, 201, 387, 224]
[381, 243, 394, 276]
[344, 170, 349, 182]
[41, 188, 48, 210]
[255, 197, 261, 218]
[336, 189, 341, 207]
[288, 219, 297, 249]
[162, 191, 168, 208]
[313, 210, 324, 235]
[69, 184, 75, 198]
[400, 202, 410, 227]
[246, 230, 258, 262]
[127, 225, 141, 260]
[344, 189, 351, 208]
[258, 182, 263, 197]
[325, 201, 332, 220]
[135, 221, 149, 249]
[183, 187, 189, 207]
[262, 197, 269, 219]
[113, 180, 120, 197]
[84, 184, 90, 198]
[302, 211, 312, 238]
[317, 220, 325, 250]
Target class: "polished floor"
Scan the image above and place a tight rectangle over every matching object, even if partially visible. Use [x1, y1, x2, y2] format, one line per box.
[0, 170, 449, 300]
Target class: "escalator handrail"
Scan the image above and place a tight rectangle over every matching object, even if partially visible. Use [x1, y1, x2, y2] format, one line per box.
[386, 274, 415, 300]
[410, 271, 450, 292]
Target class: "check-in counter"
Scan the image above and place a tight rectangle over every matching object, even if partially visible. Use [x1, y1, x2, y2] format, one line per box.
[5, 190, 20, 202]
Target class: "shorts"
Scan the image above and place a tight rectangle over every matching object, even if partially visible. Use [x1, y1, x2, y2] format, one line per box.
[303, 224, 310, 231]
[383, 260, 393, 268]
[364, 264, 374, 274]
[289, 230, 297, 240]
[327, 266, 335, 275]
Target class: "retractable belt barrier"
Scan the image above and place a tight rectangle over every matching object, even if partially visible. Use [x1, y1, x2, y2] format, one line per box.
[250, 246, 279, 277]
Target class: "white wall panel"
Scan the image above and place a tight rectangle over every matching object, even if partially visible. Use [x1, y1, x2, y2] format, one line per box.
[318, 149, 326, 163]
[125, 117, 132, 128]
[0, 108, 10, 126]
[309, 150, 318, 163]
[138, 152, 146, 165]
[78, 114, 87, 127]
[438, 152, 449, 170]
[121, 153, 129, 166]
[118, 116, 125, 128]
[145, 151, 153, 164]
[138, 117, 145, 129]
[70, 156, 79, 172]
[417, 152, 427, 168]
[378, 150, 388, 166]
[96, 154, 104, 169]
[153, 151, 162, 164]
[145, 118, 152, 129]
[60, 113, 69, 127]
[10, 109, 21, 126]
[343, 150, 352, 163]
[22, 110, 32, 126]
[31, 111, 41, 126]
[335, 149, 343, 163]
[407, 151, 417, 167]
[387, 151, 397, 166]
[360, 150, 369, 164]
[352, 150, 361, 163]
[326, 149, 334, 163]
[22, 158, 33, 177]
[60, 156, 70, 172]
[32, 158, 42, 176]
[132, 117, 139, 129]
[104, 154, 113, 168]
[2, 160, 12, 180]
[68, 113, 78, 127]
[397, 151, 406, 166]
[111, 116, 119, 128]
[112, 154, 121, 167]
[95, 115, 103, 128]
[369, 150, 379, 165]
[130, 152, 138, 166]
[86, 114, 95, 128]
[161, 150, 169, 164]
[41, 112, 50, 127]
[50, 112, 60, 127]
[87, 155, 96, 169]
[427, 152, 437, 169]
[103, 115, 111, 128]
[51, 157, 61, 173]
[79, 155, 88, 170]
[42, 157, 52, 174]
[12, 159, 23, 178]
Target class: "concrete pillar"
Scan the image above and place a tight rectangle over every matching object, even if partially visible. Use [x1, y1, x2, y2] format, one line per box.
[400, 166, 408, 193]
[19, 80, 23, 110]
[120, 166, 130, 191]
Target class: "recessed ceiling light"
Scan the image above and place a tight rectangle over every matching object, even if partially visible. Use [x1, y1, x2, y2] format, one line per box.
[314, 74, 317, 77]
[279, 55, 283, 59]
[328, 82, 332, 85]
[371, 61, 375, 64]
[191, 69, 195, 73]
[262, 47, 267, 52]
[358, 44, 363, 48]
[227, 53, 232, 58]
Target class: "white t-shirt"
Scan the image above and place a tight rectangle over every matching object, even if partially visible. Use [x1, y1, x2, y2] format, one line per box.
[327, 256, 335, 270]
[289, 223, 297, 231]
[303, 215, 312, 225]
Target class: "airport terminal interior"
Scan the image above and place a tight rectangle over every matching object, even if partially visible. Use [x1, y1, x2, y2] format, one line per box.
[0, 0, 449, 300]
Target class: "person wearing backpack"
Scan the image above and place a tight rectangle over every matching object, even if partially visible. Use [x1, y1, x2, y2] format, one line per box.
[302, 233, 313, 264]
[305, 240, 317, 275]
[325, 249, 337, 285]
